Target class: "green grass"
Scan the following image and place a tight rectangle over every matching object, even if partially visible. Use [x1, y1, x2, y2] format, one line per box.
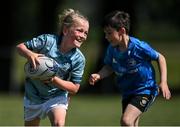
[149, 41, 180, 89]
[0, 94, 180, 126]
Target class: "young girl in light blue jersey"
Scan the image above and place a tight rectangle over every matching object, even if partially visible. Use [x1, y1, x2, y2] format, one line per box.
[89, 10, 171, 126]
[17, 8, 89, 126]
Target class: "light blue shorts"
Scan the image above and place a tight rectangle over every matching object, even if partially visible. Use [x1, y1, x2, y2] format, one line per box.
[24, 96, 68, 121]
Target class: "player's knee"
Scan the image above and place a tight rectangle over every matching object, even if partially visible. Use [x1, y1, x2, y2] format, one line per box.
[121, 115, 134, 126]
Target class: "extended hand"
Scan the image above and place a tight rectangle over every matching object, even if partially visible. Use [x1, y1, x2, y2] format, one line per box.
[89, 74, 101, 85]
[159, 82, 171, 100]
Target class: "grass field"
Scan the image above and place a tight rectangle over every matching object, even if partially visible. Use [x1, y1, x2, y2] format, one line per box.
[0, 93, 180, 126]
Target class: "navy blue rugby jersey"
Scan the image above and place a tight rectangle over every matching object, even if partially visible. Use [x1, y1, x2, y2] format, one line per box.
[104, 37, 159, 98]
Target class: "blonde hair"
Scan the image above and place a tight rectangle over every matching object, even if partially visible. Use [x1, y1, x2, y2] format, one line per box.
[58, 8, 88, 35]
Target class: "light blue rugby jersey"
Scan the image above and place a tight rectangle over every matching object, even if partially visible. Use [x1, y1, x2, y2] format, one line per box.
[24, 34, 85, 104]
[104, 37, 159, 99]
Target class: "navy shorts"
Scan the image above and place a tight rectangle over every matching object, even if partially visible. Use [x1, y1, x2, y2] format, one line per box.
[122, 94, 156, 113]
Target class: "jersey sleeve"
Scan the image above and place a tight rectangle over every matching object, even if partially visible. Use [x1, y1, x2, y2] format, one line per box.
[70, 53, 85, 84]
[24, 34, 54, 54]
[140, 41, 159, 60]
[104, 45, 113, 65]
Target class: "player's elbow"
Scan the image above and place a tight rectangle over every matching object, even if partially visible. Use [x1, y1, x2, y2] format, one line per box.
[16, 43, 22, 52]
[69, 89, 78, 95]
[69, 84, 80, 94]
[69, 90, 78, 95]
[16, 43, 26, 55]
[16, 43, 25, 50]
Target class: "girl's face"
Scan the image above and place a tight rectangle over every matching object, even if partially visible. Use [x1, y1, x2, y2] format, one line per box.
[64, 18, 89, 48]
[104, 26, 122, 47]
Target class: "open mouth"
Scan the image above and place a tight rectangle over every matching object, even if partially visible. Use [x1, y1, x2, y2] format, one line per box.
[73, 39, 83, 47]
[76, 37, 84, 44]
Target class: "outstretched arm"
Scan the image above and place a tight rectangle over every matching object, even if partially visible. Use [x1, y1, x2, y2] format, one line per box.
[157, 53, 171, 100]
[89, 65, 113, 85]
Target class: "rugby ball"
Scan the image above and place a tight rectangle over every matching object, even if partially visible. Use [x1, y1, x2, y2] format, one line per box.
[24, 56, 59, 80]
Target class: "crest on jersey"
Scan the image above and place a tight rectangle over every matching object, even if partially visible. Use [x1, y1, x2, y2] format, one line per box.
[127, 58, 136, 66]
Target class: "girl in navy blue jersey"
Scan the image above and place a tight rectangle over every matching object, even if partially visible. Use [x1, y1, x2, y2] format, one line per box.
[17, 8, 89, 126]
[89, 10, 171, 126]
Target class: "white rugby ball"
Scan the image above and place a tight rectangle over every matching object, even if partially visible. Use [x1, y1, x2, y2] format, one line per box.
[24, 56, 59, 80]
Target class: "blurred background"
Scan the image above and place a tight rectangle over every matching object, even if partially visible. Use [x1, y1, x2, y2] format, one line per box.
[0, 0, 180, 126]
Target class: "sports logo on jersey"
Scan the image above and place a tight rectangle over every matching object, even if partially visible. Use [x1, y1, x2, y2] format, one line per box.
[128, 50, 131, 56]
[127, 58, 136, 66]
[113, 58, 118, 63]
